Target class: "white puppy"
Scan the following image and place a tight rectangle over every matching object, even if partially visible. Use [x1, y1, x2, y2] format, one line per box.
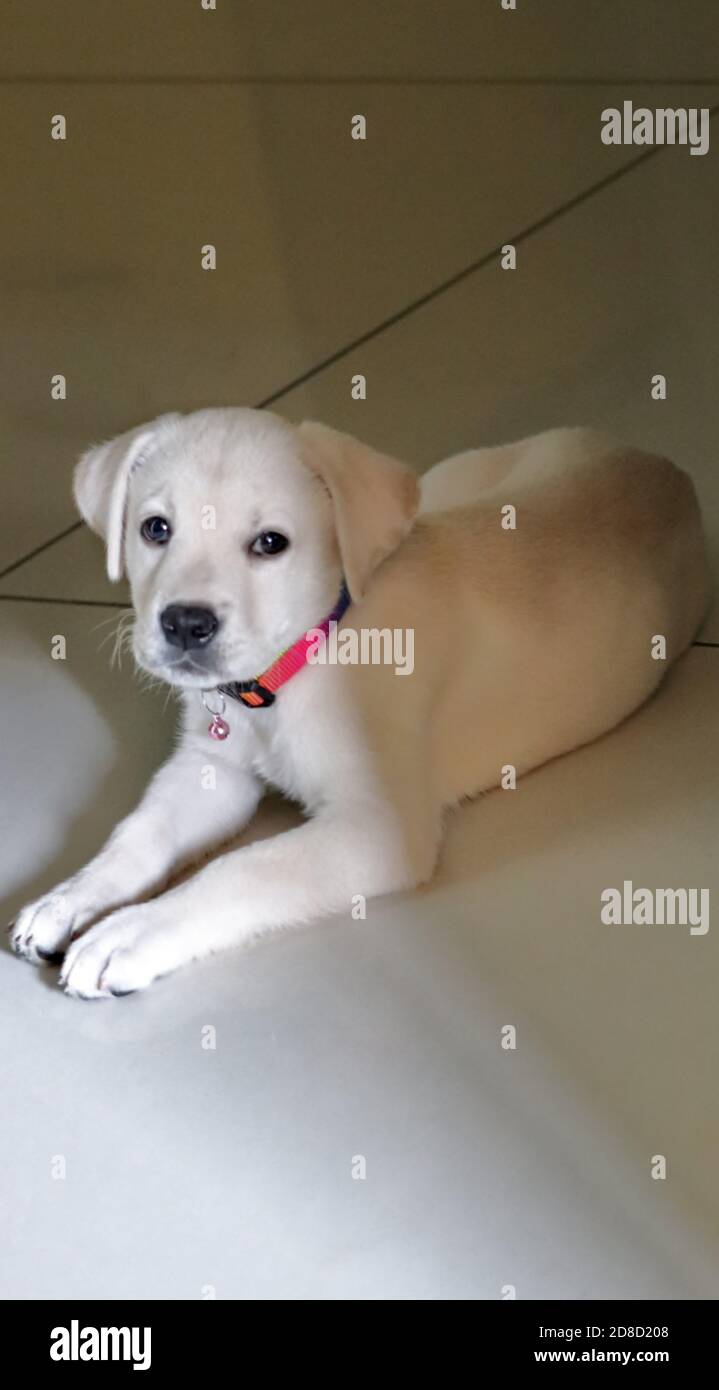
[10, 410, 710, 997]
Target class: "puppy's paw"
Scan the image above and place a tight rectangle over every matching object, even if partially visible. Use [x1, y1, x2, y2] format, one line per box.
[9, 886, 99, 966]
[59, 908, 172, 1000]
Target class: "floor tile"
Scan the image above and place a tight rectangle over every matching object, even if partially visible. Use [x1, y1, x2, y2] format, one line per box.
[3, 82, 715, 569]
[0, 524, 128, 604]
[271, 131, 719, 640]
[0, 607, 717, 1297]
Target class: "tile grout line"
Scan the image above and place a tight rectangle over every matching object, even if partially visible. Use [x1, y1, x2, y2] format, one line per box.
[2, 76, 719, 87]
[0, 519, 85, 583]
[256, 140, 682, 410]
[0, 594, 130, 608]
[1, 102, 717, 588]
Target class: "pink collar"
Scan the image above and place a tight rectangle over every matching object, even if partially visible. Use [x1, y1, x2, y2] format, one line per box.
[202, 581, 350, 738]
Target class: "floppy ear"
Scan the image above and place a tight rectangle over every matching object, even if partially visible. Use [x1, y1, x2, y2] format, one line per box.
[298, 422, 420, 600]
[74, 415, 179, 581]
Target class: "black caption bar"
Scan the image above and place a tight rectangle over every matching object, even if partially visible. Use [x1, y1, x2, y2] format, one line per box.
[1, 1298, 716, 1373]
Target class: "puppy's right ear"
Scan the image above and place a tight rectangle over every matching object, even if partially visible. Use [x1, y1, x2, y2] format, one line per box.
[74, 416, 179, 581]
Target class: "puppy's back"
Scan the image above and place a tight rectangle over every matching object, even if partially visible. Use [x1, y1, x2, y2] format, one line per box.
[419, 427, 710, 648]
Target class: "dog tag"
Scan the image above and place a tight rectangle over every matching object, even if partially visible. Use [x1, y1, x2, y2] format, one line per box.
[202, 689, 230, 740]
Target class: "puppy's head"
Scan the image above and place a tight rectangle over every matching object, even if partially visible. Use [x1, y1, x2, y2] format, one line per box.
[75, 408, 419, 688]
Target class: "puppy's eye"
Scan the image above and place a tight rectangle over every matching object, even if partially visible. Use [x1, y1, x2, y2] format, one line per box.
[249, 531, 289, 557]
[141, 516, 172, 545]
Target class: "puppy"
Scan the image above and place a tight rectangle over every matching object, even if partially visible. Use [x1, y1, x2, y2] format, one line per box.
[10, 411, 710, 997]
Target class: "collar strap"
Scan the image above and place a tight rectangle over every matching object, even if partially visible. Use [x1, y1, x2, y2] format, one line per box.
[219, 580, 351, 709]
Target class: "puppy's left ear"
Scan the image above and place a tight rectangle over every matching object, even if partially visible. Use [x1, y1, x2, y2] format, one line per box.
[74, 414, 179, 580]
[298, 422, 420, 601]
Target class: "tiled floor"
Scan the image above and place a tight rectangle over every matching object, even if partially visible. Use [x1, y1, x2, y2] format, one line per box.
[1, 11, 718, 1300]
[6, 81, 711, 564]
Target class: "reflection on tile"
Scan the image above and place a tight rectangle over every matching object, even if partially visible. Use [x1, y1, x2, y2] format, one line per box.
[0, 601, 172, 896]
[5, 83, 713, 565]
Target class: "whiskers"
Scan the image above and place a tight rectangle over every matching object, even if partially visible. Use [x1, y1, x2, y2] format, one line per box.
[93, 609, 135, 670]
[91, 610, 210, 716]
[134, 666, 177, 714]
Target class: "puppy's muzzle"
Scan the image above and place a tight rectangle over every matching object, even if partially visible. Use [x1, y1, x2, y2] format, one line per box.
[159, 603, 219, 651]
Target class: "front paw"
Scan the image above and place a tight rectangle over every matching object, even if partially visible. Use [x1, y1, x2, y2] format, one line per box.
[59, 907, 172, 1000]
[9, 884, 99, 966]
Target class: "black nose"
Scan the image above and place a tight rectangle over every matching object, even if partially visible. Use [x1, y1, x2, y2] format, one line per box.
[160, 604, 219, 650]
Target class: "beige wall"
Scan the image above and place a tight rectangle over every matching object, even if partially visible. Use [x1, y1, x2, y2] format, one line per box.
[1, 1, 717, 81]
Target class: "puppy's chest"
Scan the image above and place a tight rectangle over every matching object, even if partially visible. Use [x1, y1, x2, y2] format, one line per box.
[243, 712, 321, 810]
[184, 690, 333, 812]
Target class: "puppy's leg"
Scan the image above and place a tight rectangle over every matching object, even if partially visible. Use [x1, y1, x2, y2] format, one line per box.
[60, 798, 440, 998]
[10, 740, 261, 965]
